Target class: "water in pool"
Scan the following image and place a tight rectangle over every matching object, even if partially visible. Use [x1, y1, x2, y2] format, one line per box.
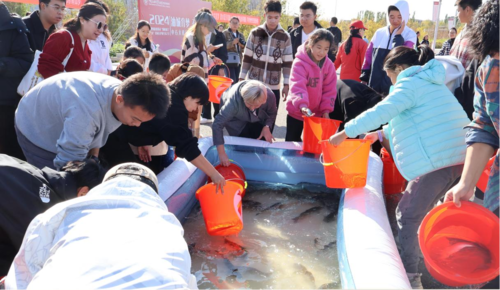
[183, 182, 342, 289]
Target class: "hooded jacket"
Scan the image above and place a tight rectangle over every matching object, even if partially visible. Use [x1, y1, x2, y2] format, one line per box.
[0, 154, 78, 254]
[289, 21, 323, 58]
[345, 59, 470, 181]
[0, 4, 34, 107]
[239, 23, 293, 90]
[286, 42, 337, 121]
[360, 0, 417, 95]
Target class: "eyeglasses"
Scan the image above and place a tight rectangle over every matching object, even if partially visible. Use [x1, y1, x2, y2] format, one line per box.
[86, 18, 108, 31]
[48, 4, 66, 14]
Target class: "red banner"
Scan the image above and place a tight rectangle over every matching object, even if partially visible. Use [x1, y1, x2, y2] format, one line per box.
[138, 0, 212, 63]
[3, 0, 84, 9]
[212, 10, 260, 26]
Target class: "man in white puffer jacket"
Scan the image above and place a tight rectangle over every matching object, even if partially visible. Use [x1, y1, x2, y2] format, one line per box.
[4, 163, 197, 289]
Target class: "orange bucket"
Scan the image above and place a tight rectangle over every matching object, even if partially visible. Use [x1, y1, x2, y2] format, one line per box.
[476, 155, 495, 192]
[196, 181, 244, 236]
[380, 148, 407, 194]
[319, 139, 370, 188]
[208, 75, 233, 104]
[208, 163, 247, 196]
[303, 116, 342, 154]
[419, 201, 499, 286]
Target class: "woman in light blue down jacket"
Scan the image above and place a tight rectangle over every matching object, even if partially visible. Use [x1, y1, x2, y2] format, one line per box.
[329, 46, 470, 288]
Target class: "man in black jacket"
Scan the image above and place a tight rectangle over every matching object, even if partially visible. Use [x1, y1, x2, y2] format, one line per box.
[0, 3, 34, 161]
[0, 154, 105, 275]
[327, 17, 342, 62]
[22, 0, 65, 52]
[289, 1, 322, 59]
[197, 8, 229, 122]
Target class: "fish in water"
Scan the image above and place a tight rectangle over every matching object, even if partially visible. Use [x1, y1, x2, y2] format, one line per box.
[314, 238, 336, 251]
[293, 263, 316, 285]
[292, 206, 323, 223]
[323, 211, 337, 223]
[256, 202, 283, 215]
[242, 199, 263, 211]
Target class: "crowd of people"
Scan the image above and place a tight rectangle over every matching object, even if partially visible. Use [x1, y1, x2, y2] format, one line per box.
[0, 0, 498, 289]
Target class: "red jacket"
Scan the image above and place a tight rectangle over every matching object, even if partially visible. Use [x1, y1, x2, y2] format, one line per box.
[334, 37, 367, 82]
[38, 30, 91, 79]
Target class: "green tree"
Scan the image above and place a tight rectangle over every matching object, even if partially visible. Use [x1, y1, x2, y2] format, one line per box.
[4, 2, 32, 17]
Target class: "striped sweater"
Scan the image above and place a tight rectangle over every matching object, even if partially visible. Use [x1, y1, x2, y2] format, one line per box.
[239, 24, 293, 90]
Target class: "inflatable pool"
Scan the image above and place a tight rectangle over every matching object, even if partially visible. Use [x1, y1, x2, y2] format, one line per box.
[157, 136, 412, 289]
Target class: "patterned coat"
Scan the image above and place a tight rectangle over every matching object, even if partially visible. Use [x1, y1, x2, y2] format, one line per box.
[239, 23, 293, 90]
[465, 55, 499, 212]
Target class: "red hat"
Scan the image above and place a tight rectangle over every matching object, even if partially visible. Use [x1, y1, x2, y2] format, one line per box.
[349, 20, 367, 30]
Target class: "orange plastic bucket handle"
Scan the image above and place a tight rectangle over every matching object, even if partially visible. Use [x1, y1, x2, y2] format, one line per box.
[318, 140, 368, 167]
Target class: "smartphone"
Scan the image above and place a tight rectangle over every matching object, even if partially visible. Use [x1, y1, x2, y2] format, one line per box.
[214, 43, 224, 48]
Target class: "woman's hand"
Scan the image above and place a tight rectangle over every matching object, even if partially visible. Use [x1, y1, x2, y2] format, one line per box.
[444, 182, 475, 208]
[258, 125, 275, 143]
[364, 132, 379, 144]
[207, 44, 220, 53]
[396, 20, 406, 35]
[322, 113, 330, 119]
[213, 57, 223, 65]
[138, 146, 152, 163]
[328, 130, 348, 146]
[143, 49, 150, 58]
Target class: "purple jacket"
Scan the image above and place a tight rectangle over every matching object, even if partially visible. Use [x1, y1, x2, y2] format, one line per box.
[286, 42, 337, 121]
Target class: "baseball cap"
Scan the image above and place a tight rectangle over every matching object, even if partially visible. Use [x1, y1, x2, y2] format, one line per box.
[103, 163, 159, 193]
[350, 20, 367, 30]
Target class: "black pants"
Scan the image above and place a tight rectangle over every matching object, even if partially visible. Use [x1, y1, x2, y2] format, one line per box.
[272, 89, 280, 111]
[201, 102, 220, 120]
[239, 122, 265, 140]
[0, 227, 16, 276]
[227, 65, 240, 84]
[0, 106, 25, 160]
[285, 115, 304, 142]
[99, 127, 137, 168]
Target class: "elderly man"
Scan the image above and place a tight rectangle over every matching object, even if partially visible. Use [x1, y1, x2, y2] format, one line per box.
[4, 163, 196, 289]
[213, 80, 277, 166]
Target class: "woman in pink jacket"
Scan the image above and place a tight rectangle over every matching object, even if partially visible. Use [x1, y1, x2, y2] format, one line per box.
[285, 29, 337, 142]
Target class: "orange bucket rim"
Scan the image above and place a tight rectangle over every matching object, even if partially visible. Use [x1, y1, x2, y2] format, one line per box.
[195, 180, 245, 199]
[418, 201, 500, 285]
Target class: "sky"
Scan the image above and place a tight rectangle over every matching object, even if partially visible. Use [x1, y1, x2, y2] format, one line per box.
[285, 0, 459, 22]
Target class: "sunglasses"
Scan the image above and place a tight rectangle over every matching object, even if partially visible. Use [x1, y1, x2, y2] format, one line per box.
[86, 18, 108, 31]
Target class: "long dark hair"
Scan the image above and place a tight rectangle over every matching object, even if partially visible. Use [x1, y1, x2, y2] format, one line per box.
[64, 3, 106, 33]
[383, 46, 434, 71]
[466, 0, 499, 61]
[345, 29, 362, 55]
[127, 20, 153, 52]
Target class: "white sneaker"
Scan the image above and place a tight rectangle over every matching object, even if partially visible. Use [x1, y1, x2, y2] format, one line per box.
[200, 117, 211, 124]
[407, 273, 423, 289]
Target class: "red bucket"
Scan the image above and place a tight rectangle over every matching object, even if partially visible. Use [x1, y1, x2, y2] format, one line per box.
[476, 155, 495, 192]
[303, 116, 342, 154]
[380, 148, 407, 194]
[208, 75, 233, 104]
[419, 201, 499, 286]
[208, 163, 247, 196]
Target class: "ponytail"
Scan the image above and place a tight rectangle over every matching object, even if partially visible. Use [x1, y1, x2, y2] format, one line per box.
[383, 46, 434, 71]
[345, 29, 362, 55]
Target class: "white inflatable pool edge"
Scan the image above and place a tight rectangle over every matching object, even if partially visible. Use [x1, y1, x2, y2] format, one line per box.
[156, 136, 411, 289]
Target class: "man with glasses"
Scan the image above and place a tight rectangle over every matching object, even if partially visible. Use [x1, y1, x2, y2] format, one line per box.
[289, 1, 323, 59]
[23, 0, 66, 52]
[223, 16, 246, 84]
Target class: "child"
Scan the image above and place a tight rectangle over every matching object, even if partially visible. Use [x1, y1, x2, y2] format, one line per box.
[445, 0, 499, 216]
[285, 29, 337, 142]
[329, 46, 470, 288]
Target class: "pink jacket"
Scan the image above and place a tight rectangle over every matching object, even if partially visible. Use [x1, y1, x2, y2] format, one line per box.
[286, 41, 337, 121]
